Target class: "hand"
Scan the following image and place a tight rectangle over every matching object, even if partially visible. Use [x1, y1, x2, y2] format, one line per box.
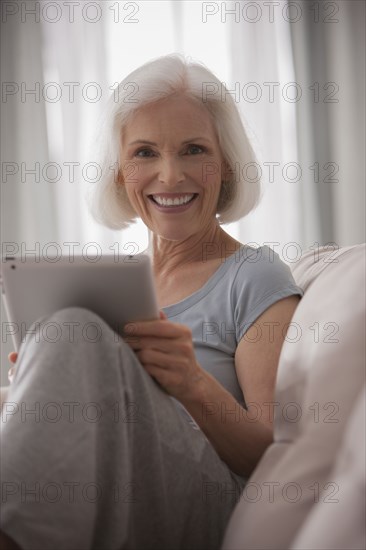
[123, 311, 206, 402]
[7, 352, 17, 384]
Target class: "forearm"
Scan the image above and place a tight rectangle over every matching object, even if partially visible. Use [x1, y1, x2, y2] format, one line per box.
[179, 370, 273, 477]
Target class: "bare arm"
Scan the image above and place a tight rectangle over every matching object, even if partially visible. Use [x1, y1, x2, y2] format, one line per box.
[179, 295, 301, 476]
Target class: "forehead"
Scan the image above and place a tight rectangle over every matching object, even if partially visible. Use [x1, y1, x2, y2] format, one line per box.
[121, 95, 218, 144]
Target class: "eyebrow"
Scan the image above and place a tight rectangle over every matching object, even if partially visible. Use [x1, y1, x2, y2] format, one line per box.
[127, 137, 211, 146]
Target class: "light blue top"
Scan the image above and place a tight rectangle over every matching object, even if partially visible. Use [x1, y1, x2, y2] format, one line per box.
[162, 245, 304, 408]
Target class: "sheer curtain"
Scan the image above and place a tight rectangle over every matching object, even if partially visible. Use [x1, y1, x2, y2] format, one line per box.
[227, 1, 303, 258]
[1, 0, 364, 383]
[1, 0, 364, 251]
[1, 1, 303, 253]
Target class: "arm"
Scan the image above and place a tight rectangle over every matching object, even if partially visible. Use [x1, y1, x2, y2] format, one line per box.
[181, 295, 301, 475]
[125, 295, 301, 477]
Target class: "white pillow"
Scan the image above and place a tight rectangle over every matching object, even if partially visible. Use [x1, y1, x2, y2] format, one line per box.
[222, 244, 366, 550]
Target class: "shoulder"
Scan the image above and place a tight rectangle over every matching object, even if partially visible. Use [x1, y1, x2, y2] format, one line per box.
[228, 245, 303, 340]
[231, 244, 302, 294]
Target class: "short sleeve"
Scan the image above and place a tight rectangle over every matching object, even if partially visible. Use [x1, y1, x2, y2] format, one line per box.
[232, 245, 304, 342]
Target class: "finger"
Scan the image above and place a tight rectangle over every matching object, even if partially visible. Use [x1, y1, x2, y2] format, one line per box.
[142, 364, 169, 393]
[8, 365, 16, 383]
[143, 363, 192, 397]
[8, 352, 18, 364]
[136, 348, 190, 370]
[125, 335, 179, 353]
[125, 332, 194, 356]
[136, 350, 168, 369]
[159, 310, 168, 320]
[124, 320, 190, 339]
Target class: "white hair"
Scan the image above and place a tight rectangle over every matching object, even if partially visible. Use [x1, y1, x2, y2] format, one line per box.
[86, 53, 262, 229]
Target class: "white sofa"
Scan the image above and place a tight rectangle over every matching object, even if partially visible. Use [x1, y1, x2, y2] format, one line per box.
[222, 243, 366, 550]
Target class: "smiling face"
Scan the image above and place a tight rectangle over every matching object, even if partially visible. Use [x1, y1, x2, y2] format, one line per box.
[119, 94, 226, 242]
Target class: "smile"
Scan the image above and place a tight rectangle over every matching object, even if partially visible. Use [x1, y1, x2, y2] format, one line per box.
[148, 193, 198, 212]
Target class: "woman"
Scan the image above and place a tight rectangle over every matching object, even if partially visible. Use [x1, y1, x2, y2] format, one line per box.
[1, 55, 303, 550]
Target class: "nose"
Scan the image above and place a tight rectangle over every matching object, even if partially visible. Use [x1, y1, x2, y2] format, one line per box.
[157, 154, 185, 187]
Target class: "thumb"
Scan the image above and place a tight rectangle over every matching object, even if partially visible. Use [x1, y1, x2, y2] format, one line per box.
[8, 352, 18, 364]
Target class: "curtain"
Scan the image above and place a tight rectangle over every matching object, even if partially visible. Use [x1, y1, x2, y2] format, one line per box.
[1, 7, 57, 248]
[1, 0, 365, 383]
[289, 0, 365, 248]
[227, 0, 303, 257]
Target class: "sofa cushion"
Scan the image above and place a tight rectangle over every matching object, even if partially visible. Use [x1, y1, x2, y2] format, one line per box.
[222, 244, 366, 549]
[291, 384, 366, 550]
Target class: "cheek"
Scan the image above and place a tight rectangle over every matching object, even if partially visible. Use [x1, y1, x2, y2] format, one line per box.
[202, 174, 222, 198]
[122, 166, 144, 197]
[198, 160, 222, 188]
[121, 161, 140, 186]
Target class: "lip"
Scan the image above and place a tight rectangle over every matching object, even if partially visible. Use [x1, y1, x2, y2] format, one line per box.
[148, 193, 198, 213]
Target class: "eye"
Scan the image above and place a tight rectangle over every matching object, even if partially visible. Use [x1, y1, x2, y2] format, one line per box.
[186, 144, 205, 155]
[134, 148, 156, 158]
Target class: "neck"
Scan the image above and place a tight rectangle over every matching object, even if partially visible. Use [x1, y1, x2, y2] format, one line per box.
[151, 223, 240, 278]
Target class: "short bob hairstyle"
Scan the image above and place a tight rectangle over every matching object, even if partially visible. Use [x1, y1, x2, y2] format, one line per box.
[87, 54, 262, 229]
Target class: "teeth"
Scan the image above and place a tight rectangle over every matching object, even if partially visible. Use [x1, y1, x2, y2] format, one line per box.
[152, 194, 194, 207]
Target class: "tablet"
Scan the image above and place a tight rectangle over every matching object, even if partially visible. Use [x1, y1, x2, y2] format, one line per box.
[0, 254, 159, 352]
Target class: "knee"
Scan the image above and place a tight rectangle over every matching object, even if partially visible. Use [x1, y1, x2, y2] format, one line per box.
[13, 307, 126, 388]
[23, 307, 118, 348]
[47, 306, 105, 326]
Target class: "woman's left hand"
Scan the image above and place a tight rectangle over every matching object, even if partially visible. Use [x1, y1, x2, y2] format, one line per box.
[123, 311, 206, 402]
